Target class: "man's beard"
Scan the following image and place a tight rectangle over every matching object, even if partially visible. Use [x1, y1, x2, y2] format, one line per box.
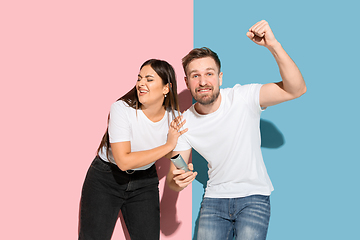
[191, 86, 220, 105]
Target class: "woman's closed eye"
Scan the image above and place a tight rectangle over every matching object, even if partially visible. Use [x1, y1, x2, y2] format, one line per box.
[137, 77, 153, 82]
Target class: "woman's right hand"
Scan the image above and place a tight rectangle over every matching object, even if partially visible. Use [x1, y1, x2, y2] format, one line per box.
[166, 115, 188, 149]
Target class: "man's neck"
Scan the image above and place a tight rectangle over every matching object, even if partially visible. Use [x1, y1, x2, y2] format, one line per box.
[194, 94, 222, 115]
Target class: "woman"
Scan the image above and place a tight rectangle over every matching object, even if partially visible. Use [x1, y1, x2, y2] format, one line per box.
[79, 59, 187, 240]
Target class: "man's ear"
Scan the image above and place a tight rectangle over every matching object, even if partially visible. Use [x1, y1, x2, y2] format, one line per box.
[184, 76, 190, 90]
[219, 72, 223, 86]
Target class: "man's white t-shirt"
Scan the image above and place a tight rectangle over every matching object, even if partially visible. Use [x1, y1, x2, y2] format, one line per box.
[98, 100, 173, 170]
[174, 84, 274, 198]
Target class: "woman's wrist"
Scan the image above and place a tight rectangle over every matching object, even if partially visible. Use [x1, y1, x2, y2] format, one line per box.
[164, 141, 176, 152]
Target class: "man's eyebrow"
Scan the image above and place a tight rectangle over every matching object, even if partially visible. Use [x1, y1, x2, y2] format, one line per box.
[188, 70, 198, 75]
[188, 68, 216, 75]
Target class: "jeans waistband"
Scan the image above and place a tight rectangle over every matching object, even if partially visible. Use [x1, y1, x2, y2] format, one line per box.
[96, 155, 156, 178]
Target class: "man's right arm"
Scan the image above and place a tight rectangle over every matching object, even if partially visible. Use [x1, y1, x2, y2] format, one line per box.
[166, 149, 197, 192]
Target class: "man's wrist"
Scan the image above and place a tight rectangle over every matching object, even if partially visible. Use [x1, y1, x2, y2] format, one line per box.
[266, 41, 282, 52]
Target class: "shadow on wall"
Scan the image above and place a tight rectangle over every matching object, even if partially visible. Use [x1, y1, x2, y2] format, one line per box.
[157, 89, 193, 236]
[191, 119, 284, 240]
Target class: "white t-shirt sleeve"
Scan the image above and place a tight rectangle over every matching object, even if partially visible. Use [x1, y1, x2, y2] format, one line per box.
[234, 84, 263, 114]
[108, 101, 131, 143]
[173, 134, 192, 151]
[173, 110, 192, 151]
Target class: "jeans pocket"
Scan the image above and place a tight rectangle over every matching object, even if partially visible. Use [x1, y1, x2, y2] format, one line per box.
[200, 197, 218, 210]
[147, 165, 158, 178]
[90, 157, 112, 173]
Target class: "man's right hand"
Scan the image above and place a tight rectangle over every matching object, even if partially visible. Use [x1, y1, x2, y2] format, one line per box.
[171, 163, 197, 190]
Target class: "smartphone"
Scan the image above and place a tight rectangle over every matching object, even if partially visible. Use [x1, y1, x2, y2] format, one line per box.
[170, 154, 189, 172]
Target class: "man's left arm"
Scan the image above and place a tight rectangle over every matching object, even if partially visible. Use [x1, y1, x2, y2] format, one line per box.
[247, 20, 307, 108]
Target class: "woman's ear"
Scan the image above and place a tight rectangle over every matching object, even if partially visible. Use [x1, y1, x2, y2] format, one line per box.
[163, 83, 171, 95]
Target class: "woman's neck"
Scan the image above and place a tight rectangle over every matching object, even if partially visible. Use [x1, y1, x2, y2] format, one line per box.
[141, 104, 166, 122]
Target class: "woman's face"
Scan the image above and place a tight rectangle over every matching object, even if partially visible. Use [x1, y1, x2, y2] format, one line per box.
[136, 65, 169, 107]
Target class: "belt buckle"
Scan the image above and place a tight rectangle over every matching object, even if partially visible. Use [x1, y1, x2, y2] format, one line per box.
[126, 170, 135, 174]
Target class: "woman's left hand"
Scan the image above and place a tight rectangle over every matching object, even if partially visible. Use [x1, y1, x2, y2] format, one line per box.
[166, 115, 188, 150]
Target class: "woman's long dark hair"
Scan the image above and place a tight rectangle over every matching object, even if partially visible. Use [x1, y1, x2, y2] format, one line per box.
[97, 59, 180, 159]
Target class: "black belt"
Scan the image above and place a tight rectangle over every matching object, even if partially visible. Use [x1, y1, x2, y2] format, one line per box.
[97, 156, 156, 177]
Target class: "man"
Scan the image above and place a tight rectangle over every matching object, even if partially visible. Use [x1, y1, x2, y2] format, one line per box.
[166, 20, 306, 240]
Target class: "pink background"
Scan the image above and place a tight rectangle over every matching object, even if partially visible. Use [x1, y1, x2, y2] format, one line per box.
[0, 1, 193, 239]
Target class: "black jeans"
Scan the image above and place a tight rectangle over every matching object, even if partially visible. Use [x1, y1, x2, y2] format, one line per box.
[79, 156, 160, 240]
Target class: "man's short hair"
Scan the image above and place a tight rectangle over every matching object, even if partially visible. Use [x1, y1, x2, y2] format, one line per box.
[182, 47, 221, 76]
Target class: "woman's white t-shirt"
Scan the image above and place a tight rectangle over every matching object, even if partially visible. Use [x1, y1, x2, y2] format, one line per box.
[98, 100, 173, 170]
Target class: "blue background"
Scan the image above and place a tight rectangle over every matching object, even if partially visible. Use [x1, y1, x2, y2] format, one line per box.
[192, 0, 360, 239]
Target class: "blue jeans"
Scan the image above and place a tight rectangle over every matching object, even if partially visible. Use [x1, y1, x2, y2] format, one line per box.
[79, 156, 160, 240]
[197, 195, 271, 240]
